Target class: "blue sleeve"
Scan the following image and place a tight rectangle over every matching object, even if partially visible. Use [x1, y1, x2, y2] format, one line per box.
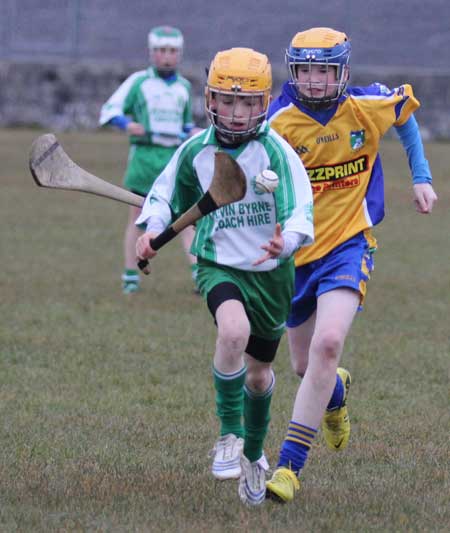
[394, 115, 432, 184]
[181, 123, 195, 139]
[108, 115, 131, 131]
[268, 98, 283, 120]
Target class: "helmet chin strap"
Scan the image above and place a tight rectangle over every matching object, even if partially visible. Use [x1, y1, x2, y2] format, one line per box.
[300, 96, 339, 112]
[215, 125, 254, 147]
[294, 74, 343, 110]
[217, 135, 253, 148]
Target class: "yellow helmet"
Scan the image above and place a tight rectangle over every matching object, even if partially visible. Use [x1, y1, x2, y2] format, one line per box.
[205, 48, 272, 143]
[290, 27, 349, 49]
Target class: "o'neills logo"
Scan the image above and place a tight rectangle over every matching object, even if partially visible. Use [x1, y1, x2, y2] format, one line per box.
[307, 155, 368, 182]
[316, 133, 339, 144]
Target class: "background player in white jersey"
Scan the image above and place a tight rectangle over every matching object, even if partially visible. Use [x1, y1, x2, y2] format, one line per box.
[99, 26, 198, 294]
[265, 27, 438, 503]
[135, 48, 314, 505]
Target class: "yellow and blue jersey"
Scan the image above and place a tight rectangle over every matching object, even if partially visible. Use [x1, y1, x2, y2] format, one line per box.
[268, 82, 420, 266]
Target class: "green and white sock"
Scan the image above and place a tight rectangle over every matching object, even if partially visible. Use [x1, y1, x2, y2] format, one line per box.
[213, 365, 246, 438]
[190, 263, 198, 282]
[243, 370, 275, 462]
[122, 269, 140, 284]
[122, 269, 140, 292]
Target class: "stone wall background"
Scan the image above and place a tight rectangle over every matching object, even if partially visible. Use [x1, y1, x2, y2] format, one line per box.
[1, 0, 449, 138]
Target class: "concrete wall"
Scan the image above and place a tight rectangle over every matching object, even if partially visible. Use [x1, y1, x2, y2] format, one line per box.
[0, 60, 448, 139]
[2, 0, 449, 137]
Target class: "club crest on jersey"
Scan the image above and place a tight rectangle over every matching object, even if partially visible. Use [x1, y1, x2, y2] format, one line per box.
[350, 130, 365, 151]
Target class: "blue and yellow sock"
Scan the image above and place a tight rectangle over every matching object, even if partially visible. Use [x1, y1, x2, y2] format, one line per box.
[213, 366, 246, 438]
[277, 421, 318, 475]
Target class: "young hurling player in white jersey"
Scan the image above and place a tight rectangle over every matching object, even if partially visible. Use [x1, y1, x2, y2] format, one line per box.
[265, 27, 437, 503]
[135, 47, 314, 506]
[99, 26, 198, 294]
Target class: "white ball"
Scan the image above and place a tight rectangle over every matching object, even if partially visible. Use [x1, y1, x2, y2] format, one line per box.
[255, 169, 279, 194]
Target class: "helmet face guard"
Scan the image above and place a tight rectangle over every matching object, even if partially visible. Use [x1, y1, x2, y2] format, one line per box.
[205, 87, 270, 144]
[205, 48, 272, 144]
[286, 28, 350, 109]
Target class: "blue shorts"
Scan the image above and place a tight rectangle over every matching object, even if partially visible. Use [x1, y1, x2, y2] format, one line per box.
[287, 232, 376, 327]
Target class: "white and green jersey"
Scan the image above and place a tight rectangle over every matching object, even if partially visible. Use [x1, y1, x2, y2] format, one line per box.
[136, 123, 314, 271]
[99, 67, 193, 147]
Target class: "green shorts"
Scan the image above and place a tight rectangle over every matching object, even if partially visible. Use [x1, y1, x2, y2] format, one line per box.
[196, 258, 295, 341]
[124, 144, 177, 195]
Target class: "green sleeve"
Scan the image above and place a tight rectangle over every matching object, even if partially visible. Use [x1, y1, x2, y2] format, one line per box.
[170, 145, 203, 218]
[123, 76, 146, 118]
[183, 82, 194, 126]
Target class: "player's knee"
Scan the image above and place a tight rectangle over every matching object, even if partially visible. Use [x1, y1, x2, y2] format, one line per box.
[312, 329, 344, 362]
[246, 366, 272, 393]
[216, 321, 250, 356]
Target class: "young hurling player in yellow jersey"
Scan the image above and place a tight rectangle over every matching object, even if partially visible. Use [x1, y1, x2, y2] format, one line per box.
[265, 27, 438, 503]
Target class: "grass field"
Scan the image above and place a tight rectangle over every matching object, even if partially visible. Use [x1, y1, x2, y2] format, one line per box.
[0, 128, 449, 532]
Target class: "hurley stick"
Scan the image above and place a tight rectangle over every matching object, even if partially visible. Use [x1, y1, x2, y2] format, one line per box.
[29, 133, 144, 207]
[29, 133, 247, 274]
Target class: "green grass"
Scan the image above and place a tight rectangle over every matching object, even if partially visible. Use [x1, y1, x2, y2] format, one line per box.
[0, 128, 449, 532]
